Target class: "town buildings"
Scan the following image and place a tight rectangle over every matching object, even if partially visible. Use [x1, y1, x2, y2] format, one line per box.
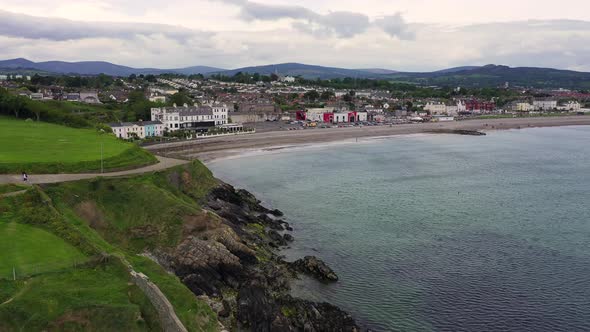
[559, 101, 581, 112]
[533, 99, 558, 111]
[279, 76, 296, 83]
[108, 121, 164, 139]
[64, 91, 101, 104]
[150, 103, 229, 132]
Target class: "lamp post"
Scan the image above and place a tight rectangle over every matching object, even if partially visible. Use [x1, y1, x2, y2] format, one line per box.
[99, 129, 105, 174]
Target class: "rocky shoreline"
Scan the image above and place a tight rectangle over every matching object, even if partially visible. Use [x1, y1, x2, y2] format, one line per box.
[150, 181, 359, 331]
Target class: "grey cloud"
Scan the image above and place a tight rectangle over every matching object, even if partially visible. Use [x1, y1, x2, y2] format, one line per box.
[375, 13, 416, 40]
[0, 10, 213, 42]
[237, 1, 316, 21]
[217, 0, 394, 38]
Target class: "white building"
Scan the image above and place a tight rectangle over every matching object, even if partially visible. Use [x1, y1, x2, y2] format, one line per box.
[432, 115, 455, 122]
[424, 102, 447, 115]
[280, 76, 296, 83]
[559, 101, 581, 112]
[30, 93, 44, 100]
[514, 102, 534, 112]
[149, 95, 167, 103]
[151, 103, 229, 132]
[533, 100, 557, 111]
[331, 111, 367, 123]
[305, 107, 335, 121]
[333, 112, 348, 123]
[364, 105, 384, 113]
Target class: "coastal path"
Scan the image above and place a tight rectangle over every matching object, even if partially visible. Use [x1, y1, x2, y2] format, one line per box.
[0, 156, 189, 185]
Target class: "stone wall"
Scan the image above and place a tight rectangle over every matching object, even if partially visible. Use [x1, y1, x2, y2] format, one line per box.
[130, 271, 188, 332]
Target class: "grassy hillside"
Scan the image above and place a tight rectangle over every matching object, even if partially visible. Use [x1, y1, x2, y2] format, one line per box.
[0, 184, 27, 195]
[0, 117, 156, 174]
[0, 162, 220, 331]
[45, 160, 218, 253]
[0, 221, 86, 279]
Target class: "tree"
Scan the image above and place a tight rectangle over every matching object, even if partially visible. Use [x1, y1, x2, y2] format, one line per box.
[320, 91, 335, 101]
[169, 91, 193, 106]
[304, 90, 320, 102]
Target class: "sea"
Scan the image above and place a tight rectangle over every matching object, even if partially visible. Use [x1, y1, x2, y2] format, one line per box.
[208, 126, 590, 332]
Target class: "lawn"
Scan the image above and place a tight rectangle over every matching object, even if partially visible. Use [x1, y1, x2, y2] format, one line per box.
[0, 221, 87, 279]
[0, 116, 156, 173]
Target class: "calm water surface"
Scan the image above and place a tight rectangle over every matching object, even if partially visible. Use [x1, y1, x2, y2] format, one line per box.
[209, 126, 590, 331]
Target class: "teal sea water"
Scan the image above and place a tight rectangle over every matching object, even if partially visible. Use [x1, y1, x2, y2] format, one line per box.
[209, 126, 590, 331]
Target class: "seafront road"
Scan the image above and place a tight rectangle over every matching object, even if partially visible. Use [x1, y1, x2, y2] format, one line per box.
[0, 156, 189, 185]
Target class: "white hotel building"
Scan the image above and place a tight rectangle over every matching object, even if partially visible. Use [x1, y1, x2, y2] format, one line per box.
[151, 103, 229, 132]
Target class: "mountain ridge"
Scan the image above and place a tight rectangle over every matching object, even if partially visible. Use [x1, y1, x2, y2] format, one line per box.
[1, 58, 589, 88]
[0, 58, 224, 76]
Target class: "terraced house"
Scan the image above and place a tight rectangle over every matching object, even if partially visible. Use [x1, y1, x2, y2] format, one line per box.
[108, 120, 164, 139]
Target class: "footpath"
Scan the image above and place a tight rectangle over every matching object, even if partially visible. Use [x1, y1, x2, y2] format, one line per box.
[0, 156, 189, 185]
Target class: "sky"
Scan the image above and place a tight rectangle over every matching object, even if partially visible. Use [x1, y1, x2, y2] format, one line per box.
[1, 0, 590, 71]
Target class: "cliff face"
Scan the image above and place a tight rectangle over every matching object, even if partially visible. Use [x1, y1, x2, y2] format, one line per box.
[42, 161, 358, 331]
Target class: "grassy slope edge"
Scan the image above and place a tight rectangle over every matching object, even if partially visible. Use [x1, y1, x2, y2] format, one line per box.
[0, 161, 220, 331]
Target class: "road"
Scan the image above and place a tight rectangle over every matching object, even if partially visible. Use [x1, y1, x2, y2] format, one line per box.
[0, 156, 189, 185]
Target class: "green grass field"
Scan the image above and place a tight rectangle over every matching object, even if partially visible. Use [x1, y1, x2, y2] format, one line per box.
[0, 262, 162, 331]
[0, 117, 156, 174]
[0, 221, 86, 279]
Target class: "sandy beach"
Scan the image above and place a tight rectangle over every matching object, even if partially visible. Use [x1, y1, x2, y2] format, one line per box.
[144, 116, 590, 162]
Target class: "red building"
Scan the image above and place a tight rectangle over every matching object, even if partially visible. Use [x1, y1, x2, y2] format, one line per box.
[295, 110, 307, 121]
[465, 100, 495, 113]
[323, 113, 334, 123]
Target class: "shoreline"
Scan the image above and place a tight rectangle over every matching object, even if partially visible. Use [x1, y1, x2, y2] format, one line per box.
[145, 116, 590, 163]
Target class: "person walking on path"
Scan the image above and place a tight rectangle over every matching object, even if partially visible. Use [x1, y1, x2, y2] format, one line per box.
[22, 172, 28, 182]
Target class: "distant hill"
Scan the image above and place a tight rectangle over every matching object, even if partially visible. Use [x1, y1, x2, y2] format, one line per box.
[355, 68, 399, 75]
[0, 58, 224, 76]
[211, 63, 386, 79]
[386, 64, 590, 89]
[432, 66, 480, 74]
[1, 58, 589, 89]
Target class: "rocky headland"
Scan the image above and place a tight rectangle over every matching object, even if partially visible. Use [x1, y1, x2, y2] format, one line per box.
[150, 178, 358, 331]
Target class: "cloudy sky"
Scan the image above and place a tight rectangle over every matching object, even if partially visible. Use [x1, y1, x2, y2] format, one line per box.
[1, 0, 590, 71]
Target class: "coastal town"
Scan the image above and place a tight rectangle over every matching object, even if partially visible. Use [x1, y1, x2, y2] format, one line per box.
[4, 0, 590, 330]
[1, 72, 590, 141]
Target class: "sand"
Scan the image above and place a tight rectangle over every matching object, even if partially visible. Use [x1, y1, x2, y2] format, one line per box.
[143, 116, 590, 162]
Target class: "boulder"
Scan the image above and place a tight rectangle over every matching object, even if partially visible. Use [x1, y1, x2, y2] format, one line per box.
[290, 256, 338, 282]
[172, 237, 243, 296]
[270, 209, 284, 217]
[268, 230, 288, 246]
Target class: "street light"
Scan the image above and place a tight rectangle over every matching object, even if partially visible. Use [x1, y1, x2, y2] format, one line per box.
[99, 129, 105, 174]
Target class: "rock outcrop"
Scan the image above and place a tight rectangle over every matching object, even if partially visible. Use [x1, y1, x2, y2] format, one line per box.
[159, 179, 357, 330]
[290, 256, 339, 282]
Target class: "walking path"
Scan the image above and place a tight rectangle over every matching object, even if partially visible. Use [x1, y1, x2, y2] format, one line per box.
[0, 156, 189, 185]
